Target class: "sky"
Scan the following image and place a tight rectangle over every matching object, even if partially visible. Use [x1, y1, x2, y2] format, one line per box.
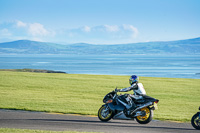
[0, 0, 200, 44]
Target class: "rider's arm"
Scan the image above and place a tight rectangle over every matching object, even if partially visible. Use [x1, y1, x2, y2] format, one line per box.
[117, 83, 138, 92]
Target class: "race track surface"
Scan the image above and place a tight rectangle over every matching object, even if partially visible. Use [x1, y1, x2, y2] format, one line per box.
[0, 109, 198, 133]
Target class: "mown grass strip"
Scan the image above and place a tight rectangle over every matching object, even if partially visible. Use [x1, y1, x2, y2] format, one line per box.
[0, 128, 100, 133]
[0, 71, 199, 122]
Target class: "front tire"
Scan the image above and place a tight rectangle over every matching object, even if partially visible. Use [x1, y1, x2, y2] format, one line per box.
[98, 105, 113, 122]
[191, 113, 200, 130]
[136, 107, 153, 124]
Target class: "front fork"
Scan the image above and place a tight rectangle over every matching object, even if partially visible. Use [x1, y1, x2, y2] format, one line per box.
[104, 105, 109, 112]
[196, 112, 200, 124]
[102, 105, 110, 117]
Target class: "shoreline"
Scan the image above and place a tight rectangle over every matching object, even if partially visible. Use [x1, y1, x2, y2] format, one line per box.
[0, 68, 66, 74]
[1, 69, 200, 79]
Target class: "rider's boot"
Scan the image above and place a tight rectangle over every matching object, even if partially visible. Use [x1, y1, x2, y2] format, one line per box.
[127, 103, 136, 115]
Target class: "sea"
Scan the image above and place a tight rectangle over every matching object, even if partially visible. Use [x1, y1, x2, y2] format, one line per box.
[0, 54, 200, 79]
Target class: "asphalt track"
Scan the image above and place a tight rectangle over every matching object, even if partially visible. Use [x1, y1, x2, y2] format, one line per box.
[0, 109, 199, 133]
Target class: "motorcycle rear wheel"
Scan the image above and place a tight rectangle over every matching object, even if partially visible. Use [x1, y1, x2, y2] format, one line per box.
[191, 113, 200, 130]
[136, 107, 153, 124]
[98, 105, 113, 122]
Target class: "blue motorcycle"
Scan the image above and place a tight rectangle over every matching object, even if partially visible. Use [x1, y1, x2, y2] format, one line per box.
[191, 106, 200, 130]
[98, 90, 159, 124]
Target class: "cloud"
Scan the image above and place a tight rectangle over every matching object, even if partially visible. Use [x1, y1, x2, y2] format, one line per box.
[82, 26, 91, 32]
[0, 20, 56, 42]
[63, 24, 139, 44]
[28, 23, 49, 36]
[16, 20, 27, 28]
[104, 25, 119, 32]
[0, 21, 139, 44]
[123, 24, 138, 38]
[15, 20, 55, 37]
[0, 28, 12, 36]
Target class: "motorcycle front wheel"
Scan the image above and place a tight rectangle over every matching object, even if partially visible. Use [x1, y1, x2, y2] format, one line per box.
[191, 113, 200, 130]
[136, 107, 153, 124]
[98, 105, 113, 122]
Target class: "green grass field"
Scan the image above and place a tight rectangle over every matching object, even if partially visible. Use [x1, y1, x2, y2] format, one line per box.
[0, 71, 199, 122]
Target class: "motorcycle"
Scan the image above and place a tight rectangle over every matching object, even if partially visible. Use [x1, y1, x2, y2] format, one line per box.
[191, 106, 200, 130]
[98, 89, 159, 124]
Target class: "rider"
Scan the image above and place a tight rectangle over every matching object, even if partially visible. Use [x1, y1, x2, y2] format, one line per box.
[115, 75, 146, 114]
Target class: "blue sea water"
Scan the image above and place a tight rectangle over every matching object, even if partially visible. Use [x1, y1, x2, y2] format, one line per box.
[0, 54, 200, 79]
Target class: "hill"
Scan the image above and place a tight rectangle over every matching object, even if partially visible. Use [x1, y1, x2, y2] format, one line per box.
[0, 37, 200, 55]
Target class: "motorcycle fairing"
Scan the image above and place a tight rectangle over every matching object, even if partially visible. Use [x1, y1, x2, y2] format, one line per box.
[108, 102, 125, 112]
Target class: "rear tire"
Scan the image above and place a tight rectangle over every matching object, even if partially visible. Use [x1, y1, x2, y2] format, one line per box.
[136, 107, 153, 124]
[191, 113, 200, 130]
[98, 105, 113, 122]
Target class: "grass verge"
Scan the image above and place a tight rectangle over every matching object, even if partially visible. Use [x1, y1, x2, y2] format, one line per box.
[0, 128, 99, 133]
[0, 71, 199, 122]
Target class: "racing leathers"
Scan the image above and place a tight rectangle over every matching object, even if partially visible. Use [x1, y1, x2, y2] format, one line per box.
[118, 82, 146, 95]
[116, 82, 146, 114]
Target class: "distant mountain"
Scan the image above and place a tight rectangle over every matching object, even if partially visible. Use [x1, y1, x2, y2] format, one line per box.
[0, 38, 200, 55]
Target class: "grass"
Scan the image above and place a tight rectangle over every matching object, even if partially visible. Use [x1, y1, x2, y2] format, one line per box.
[0, 128, 99, 133]
[0, 71, 200, 122]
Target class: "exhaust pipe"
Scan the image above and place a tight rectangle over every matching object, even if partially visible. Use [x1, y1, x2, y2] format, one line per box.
[130, 102, 153, 115]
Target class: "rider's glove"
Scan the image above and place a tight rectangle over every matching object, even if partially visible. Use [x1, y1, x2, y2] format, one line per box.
[115, 89, 120, 92]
